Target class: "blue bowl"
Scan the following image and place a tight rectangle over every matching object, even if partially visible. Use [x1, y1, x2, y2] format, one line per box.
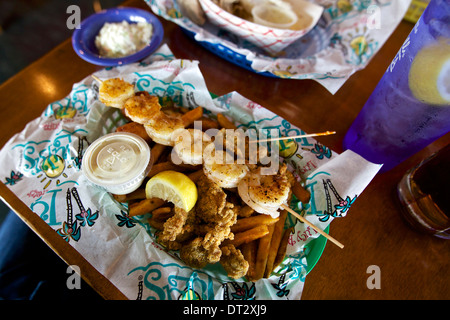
[72, 7, 164, 66]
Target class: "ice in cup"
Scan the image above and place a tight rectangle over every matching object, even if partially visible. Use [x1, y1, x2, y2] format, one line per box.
[82, 132, 152, 195]
[343, 0, 450, 173]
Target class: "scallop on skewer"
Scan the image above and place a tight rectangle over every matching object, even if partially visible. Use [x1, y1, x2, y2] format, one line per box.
[97, 77, 135, 109]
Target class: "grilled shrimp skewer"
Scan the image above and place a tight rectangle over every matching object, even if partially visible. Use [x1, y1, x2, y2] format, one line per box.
[143, 112, 184, 146]
[203, 146, 249, 189]
[97, 78, 182, 146]
[172, 128, 249, 185]
[123, 90, 185, 146]
[172, 128, 212, 165]
[123, 92, 161, 124]
[98, 78, 135, 109]
[237, 164, 291, 218]
[97, 78, 204, 147]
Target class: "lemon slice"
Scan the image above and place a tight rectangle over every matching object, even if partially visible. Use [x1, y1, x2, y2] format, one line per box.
[409, 41, 450, 105]
[145, 170, 198, 212]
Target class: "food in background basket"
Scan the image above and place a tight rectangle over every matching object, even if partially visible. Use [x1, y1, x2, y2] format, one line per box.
[251, 0, 298, 29]
[212, 0, 254, 20]
[212, 0, 298, 29]
[198, 0, 324, 54]
[178, 0, 207, 25]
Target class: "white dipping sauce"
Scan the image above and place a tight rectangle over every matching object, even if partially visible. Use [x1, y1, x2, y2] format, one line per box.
[82, 132, 152, 195]
[95, 20, 153, 58]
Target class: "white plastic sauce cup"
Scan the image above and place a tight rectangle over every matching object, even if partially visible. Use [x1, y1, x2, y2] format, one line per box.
[82, 132, 152, 195]
[252, 3, 298, 29]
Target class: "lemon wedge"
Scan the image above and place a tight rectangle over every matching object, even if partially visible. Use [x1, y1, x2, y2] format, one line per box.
[145, 170, 198, 212]
[408, 41, 450, 105]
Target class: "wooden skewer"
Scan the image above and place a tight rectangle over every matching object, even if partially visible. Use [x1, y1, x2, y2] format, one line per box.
[281, 204, 344, 249]
[250, 131, 336, 143]
[92, 75, 103, 83]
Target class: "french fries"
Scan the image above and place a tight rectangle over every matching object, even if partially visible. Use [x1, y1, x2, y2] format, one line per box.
[231, 214, 279, 233]
[238, 205, 254, 218]
[151, 206, 173, 220]
[151, 143, 168, 164]
[264, 210, 287, 277]
[241, 241, 257, 281]
[292, 179, 311, 204]
[217, 113, 237, 129]
[148, 206, 174, 231]
[113, 188, 146, 203]
[129, 198, 165, 217]
[223, 225, 269, 247]
[253, 224, 275, 281]
[182, 106, 203, 127]
[273, 227, 294, 270]
[199, 117, 219, 130]
[116, 122, 151, 142]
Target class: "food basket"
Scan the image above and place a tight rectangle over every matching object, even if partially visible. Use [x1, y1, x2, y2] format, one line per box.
[0, 45, 381, 300]
[147, 0, 413, 94]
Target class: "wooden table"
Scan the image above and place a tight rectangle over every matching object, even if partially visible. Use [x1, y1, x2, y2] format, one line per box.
[0, 0, 448, 300]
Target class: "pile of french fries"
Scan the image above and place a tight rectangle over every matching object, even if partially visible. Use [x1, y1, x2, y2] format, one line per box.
[112, 99, 311, 281]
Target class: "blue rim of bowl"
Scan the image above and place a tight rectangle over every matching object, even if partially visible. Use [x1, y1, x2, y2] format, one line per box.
[72, 7, 164, 66]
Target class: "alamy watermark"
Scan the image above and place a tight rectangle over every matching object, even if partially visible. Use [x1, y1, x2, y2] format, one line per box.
[66, 265, 81, 290]
[66, 5, 81, 30]
[366, 5, 381, 30]
[366, 265, 381, 290]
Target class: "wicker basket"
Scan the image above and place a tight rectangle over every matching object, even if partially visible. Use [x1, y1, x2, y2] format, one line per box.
[404, 0, 429, 23]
